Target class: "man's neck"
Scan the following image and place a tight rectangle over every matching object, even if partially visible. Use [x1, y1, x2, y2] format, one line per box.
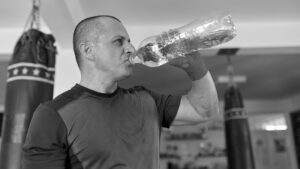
[79, 73, 118, 94]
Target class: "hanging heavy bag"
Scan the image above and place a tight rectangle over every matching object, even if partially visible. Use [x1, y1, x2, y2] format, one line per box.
[224, 85, 255, 169]
[0, 29, 56, 169]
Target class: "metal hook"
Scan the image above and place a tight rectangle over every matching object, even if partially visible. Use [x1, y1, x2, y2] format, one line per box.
[31, 0, 40, 29]
[226, 55, 235, 87]
[33, 0, 40, 8]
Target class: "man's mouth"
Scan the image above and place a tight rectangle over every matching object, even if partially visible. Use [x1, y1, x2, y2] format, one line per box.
[124, 58, 133, 66]
[124, 55, 134, 65]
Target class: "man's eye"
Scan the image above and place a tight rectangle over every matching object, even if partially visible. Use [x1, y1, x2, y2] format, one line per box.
[114, 39, 123, 46]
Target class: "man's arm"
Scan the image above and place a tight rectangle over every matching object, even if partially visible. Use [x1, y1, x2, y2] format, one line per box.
[168, 52, 219, 125]
[22, 104, 67, 169]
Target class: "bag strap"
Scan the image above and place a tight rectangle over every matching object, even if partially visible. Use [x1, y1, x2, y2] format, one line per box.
[24, 0, 41, 31]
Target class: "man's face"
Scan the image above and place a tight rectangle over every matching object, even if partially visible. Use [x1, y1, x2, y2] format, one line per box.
[92, 18, 135, 80]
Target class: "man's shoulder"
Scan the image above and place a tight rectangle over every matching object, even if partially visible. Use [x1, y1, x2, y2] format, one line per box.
[43, 86, 81, 111]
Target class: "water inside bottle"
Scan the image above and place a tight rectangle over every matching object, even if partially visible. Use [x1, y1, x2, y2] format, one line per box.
[130, 14, 237, 67]
[133, 43, 170, 67]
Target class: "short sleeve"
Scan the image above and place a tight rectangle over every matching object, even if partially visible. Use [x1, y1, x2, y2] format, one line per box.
[22, 104, 68, 169]
[145, 89, 181, 128]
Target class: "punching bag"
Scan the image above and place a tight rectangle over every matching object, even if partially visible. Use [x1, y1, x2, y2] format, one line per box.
[224, 85, 255, 169]
[0, 29, 56, 169]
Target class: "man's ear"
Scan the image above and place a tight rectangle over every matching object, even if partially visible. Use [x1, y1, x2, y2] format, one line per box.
[79, 42, 95, 61]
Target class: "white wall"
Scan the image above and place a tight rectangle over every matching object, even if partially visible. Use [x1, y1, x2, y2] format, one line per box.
[53, 49, 80, 96]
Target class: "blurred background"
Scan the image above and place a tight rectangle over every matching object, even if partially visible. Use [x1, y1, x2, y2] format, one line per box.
[0, 0, 300, 169]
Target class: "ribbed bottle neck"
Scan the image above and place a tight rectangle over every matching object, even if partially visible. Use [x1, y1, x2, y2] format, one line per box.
[129, 54, 143, 65]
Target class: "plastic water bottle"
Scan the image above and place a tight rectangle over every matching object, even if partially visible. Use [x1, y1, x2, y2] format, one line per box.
[130, 13, 237, 67]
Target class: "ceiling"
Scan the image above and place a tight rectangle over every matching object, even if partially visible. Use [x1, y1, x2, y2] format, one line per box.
[0, 0, 300, 104]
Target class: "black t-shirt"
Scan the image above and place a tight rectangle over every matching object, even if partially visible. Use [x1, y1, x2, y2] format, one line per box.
[22, 84, 181, 169]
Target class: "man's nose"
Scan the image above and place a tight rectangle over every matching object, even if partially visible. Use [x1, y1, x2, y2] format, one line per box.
[125, 42, 136, 54]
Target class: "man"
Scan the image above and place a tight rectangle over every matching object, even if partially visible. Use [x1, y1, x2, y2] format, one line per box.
[22, 15, 219, 169]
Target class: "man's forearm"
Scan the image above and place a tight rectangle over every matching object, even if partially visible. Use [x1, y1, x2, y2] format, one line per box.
[186, 71, 219, 120]
[168, 52, 219, 125]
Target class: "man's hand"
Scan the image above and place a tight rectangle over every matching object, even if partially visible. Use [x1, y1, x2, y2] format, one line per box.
[168, 51, 208, 81]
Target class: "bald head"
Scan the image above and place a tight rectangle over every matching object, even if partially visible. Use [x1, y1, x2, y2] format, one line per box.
[73, 15, 121, 68]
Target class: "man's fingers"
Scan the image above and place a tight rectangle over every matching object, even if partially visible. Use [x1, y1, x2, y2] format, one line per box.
[167, 51, 208, 81]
